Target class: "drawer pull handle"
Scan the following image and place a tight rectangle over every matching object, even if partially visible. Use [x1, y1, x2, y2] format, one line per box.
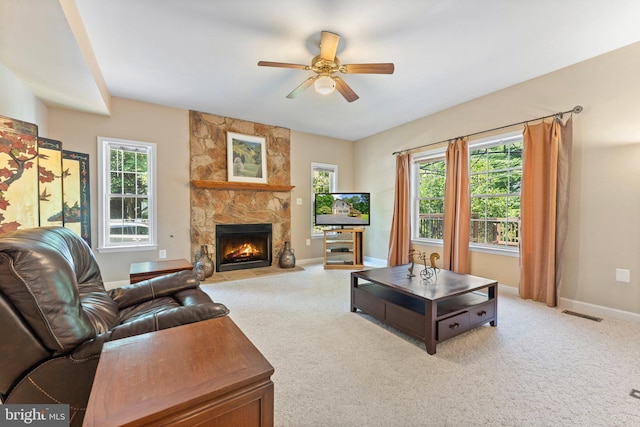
[477, 310, 487, 317]
[449, 323, 460, 330]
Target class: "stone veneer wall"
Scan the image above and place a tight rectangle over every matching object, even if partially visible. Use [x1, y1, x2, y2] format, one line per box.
[189, 110, 291, 267]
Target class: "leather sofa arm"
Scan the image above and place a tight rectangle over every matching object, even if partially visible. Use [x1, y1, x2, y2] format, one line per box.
[110, 302, 230, 340]
[108, 270, 199, 309]
[72, 293, 229, 361]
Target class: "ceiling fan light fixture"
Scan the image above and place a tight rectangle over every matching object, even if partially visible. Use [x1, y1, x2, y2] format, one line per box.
[258, 31, 393, 102]
[314, 75, 335, 94]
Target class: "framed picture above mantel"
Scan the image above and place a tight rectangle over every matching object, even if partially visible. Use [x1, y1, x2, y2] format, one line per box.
[227, 132, 267, 184]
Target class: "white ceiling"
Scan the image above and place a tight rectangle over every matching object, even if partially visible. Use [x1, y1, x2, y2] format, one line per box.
[2, 0, 640, 141]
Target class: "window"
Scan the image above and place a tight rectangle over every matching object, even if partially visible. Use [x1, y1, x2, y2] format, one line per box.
[411, 132, 522, 253]
[98, 137, 157, 252]
[469, 133, 522, 250]
[412, 150, 447, 241]
[311, 162, 337, 235]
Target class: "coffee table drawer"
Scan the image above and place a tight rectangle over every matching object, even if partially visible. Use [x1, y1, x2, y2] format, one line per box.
[353, 286, 385, 318]
[437, 312, 470, 341]
[386, 303, 424, 337]
[468, 301, 495, 327]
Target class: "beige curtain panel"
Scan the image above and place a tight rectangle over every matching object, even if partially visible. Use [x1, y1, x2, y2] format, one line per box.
[519, 118, 573, 306]
[443, 138, 470, 273]
[387, 153, 411, 266]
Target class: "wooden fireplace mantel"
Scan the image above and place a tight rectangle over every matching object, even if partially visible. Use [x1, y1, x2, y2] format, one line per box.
[191, 180, 295, 192]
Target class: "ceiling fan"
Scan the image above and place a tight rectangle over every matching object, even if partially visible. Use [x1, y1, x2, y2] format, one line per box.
[258, 31, 394, 102]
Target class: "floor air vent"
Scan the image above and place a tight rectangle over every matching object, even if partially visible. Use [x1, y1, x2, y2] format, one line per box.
[562, 310, 603, 322]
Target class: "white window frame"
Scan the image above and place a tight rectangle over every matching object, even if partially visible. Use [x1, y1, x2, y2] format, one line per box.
[410, 147, 447, 245]
[410, 131, 522, 257]
[311, 162, 338, 237]
[97, 136, 158, 253]
[468, 131, 522, 256]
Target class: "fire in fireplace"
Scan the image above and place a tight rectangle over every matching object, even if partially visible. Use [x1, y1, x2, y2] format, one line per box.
[215, 223, 272, 272]
[225, 243, 260, 262]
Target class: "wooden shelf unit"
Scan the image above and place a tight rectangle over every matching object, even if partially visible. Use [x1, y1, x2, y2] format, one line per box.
[323, 228, 364, 270]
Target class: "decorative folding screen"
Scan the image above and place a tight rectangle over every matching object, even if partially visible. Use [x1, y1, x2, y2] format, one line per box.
[0, 115, 90, 246]
[0, 116, 39, 233]
[62, 150, 91, 246]
[38, 137, 64, 227]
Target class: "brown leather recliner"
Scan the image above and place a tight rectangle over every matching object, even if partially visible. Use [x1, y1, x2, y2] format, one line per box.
[0, 226, 228, 426]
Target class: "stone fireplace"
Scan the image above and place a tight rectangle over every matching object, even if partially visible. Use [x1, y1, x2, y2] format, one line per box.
[215, 223, 272, 272]
[189, 111, 292, 273]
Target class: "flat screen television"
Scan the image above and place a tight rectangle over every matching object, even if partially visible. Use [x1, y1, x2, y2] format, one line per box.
[314, 192, 370, 227]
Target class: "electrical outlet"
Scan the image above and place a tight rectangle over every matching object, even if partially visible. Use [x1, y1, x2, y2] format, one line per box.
[296, 198, 303, 205]
[306, 239, 311, 246]
[159, 249, 167, 259]
[615, 268, 630, 283]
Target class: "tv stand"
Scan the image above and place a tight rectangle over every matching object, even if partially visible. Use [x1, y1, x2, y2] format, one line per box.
[323, 229, 364, 269]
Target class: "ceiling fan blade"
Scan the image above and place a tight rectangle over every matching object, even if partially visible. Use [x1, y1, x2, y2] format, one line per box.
[258, 61, 308, 70]
[286, 76, 317, 99]
[342, 63, 395, 74]
[334, 76, 359, 103]
[319, 31, 340, 61]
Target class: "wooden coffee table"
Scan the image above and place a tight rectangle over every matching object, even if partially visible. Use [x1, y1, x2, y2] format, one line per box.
[351, 265, 497, 354]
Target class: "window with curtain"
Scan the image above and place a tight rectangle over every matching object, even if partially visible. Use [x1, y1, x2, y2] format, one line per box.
[97, 137, 157, 252]
[411, 150, 446, 241]
[410, 132, 522, 252]
[311, 162, 337, 236]
[469, 133, 522, 251]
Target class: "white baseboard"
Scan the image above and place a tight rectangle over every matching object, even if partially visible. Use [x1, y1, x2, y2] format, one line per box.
[559, 297, 640, 324]
[296, 257, 388, 268]
[498, 283, 640, 324]
[498, 284, 518, 295]
[295, 257, 324, 266]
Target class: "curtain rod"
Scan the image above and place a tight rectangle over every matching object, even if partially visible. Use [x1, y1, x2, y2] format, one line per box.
[392, 105, 583, 156]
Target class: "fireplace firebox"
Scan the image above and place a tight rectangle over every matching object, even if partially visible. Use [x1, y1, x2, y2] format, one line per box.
[215, 223, 272, 272]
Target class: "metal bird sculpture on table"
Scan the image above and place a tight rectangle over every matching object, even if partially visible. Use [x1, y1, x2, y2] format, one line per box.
[430, 252, 440, 269]
[407, 250, 441, 280]
[407, 248, 417, 277]
[417, 251, 440, 281]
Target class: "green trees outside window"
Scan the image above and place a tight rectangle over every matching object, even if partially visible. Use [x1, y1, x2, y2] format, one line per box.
[414, 134, 522, 249]
[469, 138, 522, 247]
[312, 163, 337, 235]
[416, 157, 446, 240]
[108, 145, 150, 244]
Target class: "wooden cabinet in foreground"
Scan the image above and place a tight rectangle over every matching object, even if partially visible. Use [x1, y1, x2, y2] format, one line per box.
[83, 316, 274, 426]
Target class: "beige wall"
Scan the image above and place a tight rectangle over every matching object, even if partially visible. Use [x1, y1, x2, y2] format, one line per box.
[355, 41, 640, 314]
[290, 130, 354, 260]
[47, 97, 190, 282]
[0, 61, 48, 133]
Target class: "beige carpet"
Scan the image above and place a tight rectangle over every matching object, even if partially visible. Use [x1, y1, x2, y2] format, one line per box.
[201, 264, 640, 426]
